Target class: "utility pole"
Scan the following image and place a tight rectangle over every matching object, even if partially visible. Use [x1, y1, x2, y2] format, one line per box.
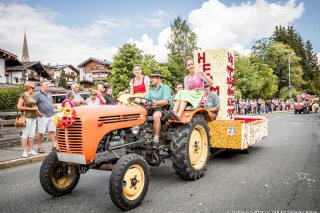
[288, 52, 295, 99]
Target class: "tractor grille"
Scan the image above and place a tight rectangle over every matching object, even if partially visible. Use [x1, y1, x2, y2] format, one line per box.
[57, 118, 83, 154]
[98, 114, 140, 124]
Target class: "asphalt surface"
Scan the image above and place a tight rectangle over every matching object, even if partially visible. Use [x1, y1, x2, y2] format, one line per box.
[0, 112, 319, 213]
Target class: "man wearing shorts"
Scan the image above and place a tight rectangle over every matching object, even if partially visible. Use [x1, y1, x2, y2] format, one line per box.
[144, 70, 171, 147]
[35, 79, 57, 152]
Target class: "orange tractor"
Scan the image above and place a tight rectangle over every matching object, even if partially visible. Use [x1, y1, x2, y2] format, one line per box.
[40, 98, 214, 210]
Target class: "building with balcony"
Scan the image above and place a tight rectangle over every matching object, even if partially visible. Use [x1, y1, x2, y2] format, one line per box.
[78, 57, 112, 85]
[6, 61, 52, 85]
[50, 64, 80, 86]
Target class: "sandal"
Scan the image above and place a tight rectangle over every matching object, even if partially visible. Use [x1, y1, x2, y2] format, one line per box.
[38, 148, 45, 153]
[169, 110, 180, 120]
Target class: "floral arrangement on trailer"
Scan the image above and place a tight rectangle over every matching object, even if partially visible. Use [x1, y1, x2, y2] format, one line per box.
[54, 106, 77, 129]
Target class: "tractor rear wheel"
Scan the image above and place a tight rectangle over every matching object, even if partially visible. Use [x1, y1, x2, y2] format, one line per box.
[170, 114, 210, 180]
[109, 154, 149, 211]
[39, 152, 80, 197]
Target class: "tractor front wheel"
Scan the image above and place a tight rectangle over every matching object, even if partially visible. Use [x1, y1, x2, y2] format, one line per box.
[109, 154, 149, 211]
[170, 114, 210, 180]
[39, 152, 80, 197]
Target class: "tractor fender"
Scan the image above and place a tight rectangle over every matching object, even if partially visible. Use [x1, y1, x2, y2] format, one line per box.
[168, 107, 216, 124]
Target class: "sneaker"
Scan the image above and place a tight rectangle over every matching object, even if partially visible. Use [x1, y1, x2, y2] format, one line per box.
[28, 150, 38, 156]
[152, 136, 160, 149]
[169, 110, 180, 120]
[162, 110, 170, 120]
[22, 151, 28, 158]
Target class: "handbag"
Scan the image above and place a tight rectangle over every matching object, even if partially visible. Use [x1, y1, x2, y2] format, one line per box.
[15, 110, 26, 127]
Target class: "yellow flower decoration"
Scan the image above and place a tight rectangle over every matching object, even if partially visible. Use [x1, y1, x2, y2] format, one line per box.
[54, 114, 60, 126]
[63, 106, 73, 115]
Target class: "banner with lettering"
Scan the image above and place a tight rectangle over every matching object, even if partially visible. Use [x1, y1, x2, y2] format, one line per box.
[194, 49, 235, 120]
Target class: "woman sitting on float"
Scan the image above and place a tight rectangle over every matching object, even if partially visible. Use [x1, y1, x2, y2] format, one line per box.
[168, 56, 213, 120]
[117, 64, 150, 104]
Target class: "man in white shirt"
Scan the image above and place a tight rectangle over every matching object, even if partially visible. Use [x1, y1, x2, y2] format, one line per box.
[71, 83, 85, 106]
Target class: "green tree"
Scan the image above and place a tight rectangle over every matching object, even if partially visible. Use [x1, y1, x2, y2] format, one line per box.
[234, 56, 263, 99]
[265, 42, 304, 93]
[58, 70, 68, 89]
[166, 16, 197, 83]
[303, 40, 320, 94]
[141, 54, 173, 88]
[108, 43, 143, 95]
[251, 58, 278, 99]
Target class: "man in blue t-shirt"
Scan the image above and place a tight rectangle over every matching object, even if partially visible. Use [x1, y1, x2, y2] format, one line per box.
[34, 79, 57, 153]
[144, 70, 171, 147]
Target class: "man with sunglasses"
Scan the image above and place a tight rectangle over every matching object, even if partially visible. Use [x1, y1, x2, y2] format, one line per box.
[86, 90, 100, 105]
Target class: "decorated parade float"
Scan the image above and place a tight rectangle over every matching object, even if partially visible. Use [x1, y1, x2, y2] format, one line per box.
[193, 49, 268, 152]
[39, 48, 268, 211]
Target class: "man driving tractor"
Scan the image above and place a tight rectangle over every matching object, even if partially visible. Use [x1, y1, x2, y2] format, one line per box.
[143, 70, 171, 147]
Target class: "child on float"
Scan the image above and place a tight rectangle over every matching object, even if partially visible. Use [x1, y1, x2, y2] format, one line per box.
[168, 56, 213, 120]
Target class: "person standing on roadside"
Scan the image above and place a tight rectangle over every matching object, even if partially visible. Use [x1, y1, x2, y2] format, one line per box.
[86, 90, 101, 105]
[97, 84, 106, 105]
[103, 86, 116, 105]
[71, 83, 85, 106]
[34, 79, 58, 153]
[17, 82, 40, 158]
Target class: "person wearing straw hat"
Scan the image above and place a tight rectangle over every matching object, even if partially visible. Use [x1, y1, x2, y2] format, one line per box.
[144, 70, 171, 147]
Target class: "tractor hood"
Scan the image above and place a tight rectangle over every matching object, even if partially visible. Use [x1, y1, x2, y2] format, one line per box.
[75, 105, 147, 120]
[56, 105, 147, 164]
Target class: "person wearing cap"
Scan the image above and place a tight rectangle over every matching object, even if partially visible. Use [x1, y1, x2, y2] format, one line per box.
[34, 79, 58, 153]
[169, 56, 213, 120]
[130, 64, 150, 96]
[86, 90, 100, 106]
[201, 83, 220, 116]
[144, 70, 171, 147]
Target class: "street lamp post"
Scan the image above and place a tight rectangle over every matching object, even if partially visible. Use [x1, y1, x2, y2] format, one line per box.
[288, 52, 295, 99]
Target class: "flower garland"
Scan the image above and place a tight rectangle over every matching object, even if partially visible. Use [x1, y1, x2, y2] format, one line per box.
[54, 106, 77, 129]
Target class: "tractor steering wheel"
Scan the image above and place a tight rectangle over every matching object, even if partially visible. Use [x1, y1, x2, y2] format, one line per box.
[128, 97, 161, 109]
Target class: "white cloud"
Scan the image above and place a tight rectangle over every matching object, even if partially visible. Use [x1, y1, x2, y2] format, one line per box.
[151, 9, 170, 18]
[128, 27, 170, 63]
[0, 3, 121, 65]
[188, 0, 304, 55]
[0, 1, 306, 66]
[141, 17, 164, 28]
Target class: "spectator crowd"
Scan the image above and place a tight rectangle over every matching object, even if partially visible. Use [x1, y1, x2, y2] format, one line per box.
[234, 98, 295, 115]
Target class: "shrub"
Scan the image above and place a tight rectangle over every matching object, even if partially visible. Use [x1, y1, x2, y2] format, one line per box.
[0, 85, 23, 112]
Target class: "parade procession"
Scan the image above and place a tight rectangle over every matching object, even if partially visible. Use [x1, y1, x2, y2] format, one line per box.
[0, 1, 319, 213]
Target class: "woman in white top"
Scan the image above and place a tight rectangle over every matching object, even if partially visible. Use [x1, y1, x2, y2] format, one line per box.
[86, 90, 100, 106]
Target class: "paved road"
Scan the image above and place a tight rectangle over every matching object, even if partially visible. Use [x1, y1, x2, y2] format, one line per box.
[0, 112, 319, 213]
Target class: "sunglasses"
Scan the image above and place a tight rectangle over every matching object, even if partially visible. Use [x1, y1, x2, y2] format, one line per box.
[92, 94, 97, 96]
[30, 87, 35, 89]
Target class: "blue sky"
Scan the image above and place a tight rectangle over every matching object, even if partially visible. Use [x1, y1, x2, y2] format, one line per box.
[0, 0, 319, 65]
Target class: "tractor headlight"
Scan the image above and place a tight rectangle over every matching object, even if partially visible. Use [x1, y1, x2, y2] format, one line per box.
[131, 126, 140, 135]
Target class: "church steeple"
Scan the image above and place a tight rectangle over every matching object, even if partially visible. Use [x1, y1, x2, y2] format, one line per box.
[21, 32, 30, 62]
